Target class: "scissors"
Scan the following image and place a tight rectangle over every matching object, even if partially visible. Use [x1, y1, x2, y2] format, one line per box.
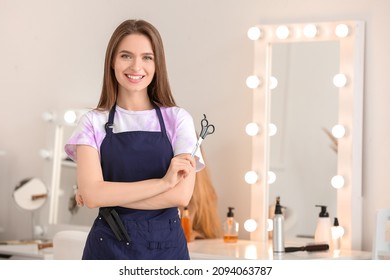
[191, 114, 215, 157]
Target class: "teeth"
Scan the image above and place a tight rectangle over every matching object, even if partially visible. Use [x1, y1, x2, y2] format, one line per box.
[127, 75, 143, 80]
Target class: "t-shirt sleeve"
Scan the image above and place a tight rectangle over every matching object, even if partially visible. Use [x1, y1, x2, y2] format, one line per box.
[64, 112, 98, 162]
[173, 109, 205, 171]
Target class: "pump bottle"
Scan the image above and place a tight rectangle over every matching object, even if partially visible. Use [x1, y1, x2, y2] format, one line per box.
[314, 205, 331, 247]
[272, 196, 285, 253]
[181, 207, 192, 242]
[331, 217, 344, 252]
[223, 207, 239, 243]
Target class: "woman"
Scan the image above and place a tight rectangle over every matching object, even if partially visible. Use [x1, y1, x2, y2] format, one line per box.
[64, 19, 204, 260]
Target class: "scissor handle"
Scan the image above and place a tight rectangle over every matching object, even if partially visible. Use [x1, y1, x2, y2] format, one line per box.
[201, 117, 209, 127]
[204, 124, 215, 135]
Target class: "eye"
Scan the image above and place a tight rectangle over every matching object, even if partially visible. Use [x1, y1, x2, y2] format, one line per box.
[120, 54, 132, 60]
[143, 55, 154, 61]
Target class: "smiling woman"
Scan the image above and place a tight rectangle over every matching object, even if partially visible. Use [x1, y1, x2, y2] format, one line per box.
[63, 19, 205, 260]
[113, 34, 156, 106]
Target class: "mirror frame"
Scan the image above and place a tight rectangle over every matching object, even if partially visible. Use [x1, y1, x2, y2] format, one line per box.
[248, 20, 365, 250]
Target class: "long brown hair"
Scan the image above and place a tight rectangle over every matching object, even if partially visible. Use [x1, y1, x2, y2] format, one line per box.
[96, 19, 176, 110]
[182, 147, 222, 239]
[190, 163, 223, 239]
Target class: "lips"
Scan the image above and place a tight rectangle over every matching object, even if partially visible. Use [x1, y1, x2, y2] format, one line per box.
[126, 74, 144, 81]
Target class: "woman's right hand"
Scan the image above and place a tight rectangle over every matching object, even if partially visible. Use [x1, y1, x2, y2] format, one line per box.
[162, 154, 195, 189]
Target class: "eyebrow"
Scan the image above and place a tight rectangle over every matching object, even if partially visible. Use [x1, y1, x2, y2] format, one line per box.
[118, 50, 154, 56]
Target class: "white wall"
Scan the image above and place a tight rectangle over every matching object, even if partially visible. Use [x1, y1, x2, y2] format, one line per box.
[1, 0, 389, 251]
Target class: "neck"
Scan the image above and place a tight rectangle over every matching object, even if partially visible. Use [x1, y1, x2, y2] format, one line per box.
[117, 89, 153, 111]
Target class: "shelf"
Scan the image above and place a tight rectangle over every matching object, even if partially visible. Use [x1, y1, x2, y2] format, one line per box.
[61, 160, 76, 168]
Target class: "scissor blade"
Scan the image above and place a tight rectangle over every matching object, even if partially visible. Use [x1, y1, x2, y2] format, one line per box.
[191, 138, 203, 157]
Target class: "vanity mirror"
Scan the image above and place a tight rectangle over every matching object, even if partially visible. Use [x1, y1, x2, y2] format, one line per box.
[246, 21, 364, 250]
[42, 110, 97, 228]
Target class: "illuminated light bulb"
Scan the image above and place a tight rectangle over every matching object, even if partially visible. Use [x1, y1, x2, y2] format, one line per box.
[332, 124, 346, 139]
[245, 122, 260, 136]
[335, 24, 350, 38]
[42, 111, 56, 122]
[331, 175, 345, 189]
[333, 73, 348, 87]
[275, 25, 290, 39]
[64, 110, 77, 124]
[269, 76, 278, 90]
[268, 123, 278, 136]
[245, 171, 259, 184]
[39, 149, 52, 160]
[246, 75, 261, 89]
[267, 171, 276, 184]
[247, 26, 262, 40]
[267, 218, 273, 232]
[244, 219, 258, 232]
[303, 24, 318, 38]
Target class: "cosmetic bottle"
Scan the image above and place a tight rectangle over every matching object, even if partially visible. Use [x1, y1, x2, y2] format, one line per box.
[223, 207, 239, 243]
[331, 217, 344, 252]
[181, 207, 192, 242]
[272, 196, 285, 253]
[314, 205, 331, 247]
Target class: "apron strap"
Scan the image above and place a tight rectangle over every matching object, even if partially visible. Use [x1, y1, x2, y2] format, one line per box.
[154, 105, 168, 137]
[104, 105, 116, 134]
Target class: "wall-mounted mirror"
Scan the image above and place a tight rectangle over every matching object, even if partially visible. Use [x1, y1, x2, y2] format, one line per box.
[246, 21, 364, 250]
[269, 41, 339, 239]
[41, 110, 97, 229]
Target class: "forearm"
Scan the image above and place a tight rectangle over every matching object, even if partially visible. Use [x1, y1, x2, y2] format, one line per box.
[76, 146, 195, 209]
[76, 145, 171, 208]
[79, 179, 172, 209]
[120, 170, 196, 210]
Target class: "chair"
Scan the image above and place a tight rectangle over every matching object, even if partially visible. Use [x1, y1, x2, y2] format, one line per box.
[52, 230, 89, 260]
[372, 208, 390, 259]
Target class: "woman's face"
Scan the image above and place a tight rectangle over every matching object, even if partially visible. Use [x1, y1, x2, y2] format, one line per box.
[113, 34, 155, 96]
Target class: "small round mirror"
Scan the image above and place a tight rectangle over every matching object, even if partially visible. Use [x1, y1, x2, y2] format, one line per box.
[13, 178, 48, 211]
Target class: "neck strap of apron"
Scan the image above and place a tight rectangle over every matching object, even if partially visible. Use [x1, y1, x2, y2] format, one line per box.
[104, 103, 168, 136]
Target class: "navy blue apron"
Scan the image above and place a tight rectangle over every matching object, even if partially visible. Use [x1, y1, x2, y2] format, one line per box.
[82, 105, 190, 260]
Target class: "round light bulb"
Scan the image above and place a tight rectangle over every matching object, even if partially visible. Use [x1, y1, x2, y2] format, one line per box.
[332, 124, 346, 139]
[333, 73, 348, 87]
[39, 149, 52, 160]
[247, 26, 261, 40]
[245, 122, 260, 136]
[42, 111, 56, 122]
[269, 76, 278, 90]
[335, 24, 350, 38]
[244, 219, 258, 232]
[245, 171, 259, 184]
[246, 75, 261, 89]
[331, 175, 345, 189]
[303, 24, 318, 38]
[267, 171, 276, 184]
[64, 110, 77, 124]
[276, 25, 290, 39]
[268, 123, 278, 136]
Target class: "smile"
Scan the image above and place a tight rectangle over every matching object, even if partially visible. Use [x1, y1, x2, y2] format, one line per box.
[126, 74, 144, 80]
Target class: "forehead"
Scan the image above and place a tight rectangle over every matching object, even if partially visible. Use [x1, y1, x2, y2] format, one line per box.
[117, 34, 153, 53]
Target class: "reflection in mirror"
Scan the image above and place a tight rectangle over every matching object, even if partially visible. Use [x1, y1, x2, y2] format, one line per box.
[14, 178, 48, 211]
[246, 21, 364, 250]
[13, 177, 48, 238]
[269, 42, 339, 239]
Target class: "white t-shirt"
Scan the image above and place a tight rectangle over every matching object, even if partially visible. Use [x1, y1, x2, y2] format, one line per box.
[64, 105, 205, 171]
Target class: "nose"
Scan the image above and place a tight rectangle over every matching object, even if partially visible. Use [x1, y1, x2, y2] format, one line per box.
[130, 57, 142, 71]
